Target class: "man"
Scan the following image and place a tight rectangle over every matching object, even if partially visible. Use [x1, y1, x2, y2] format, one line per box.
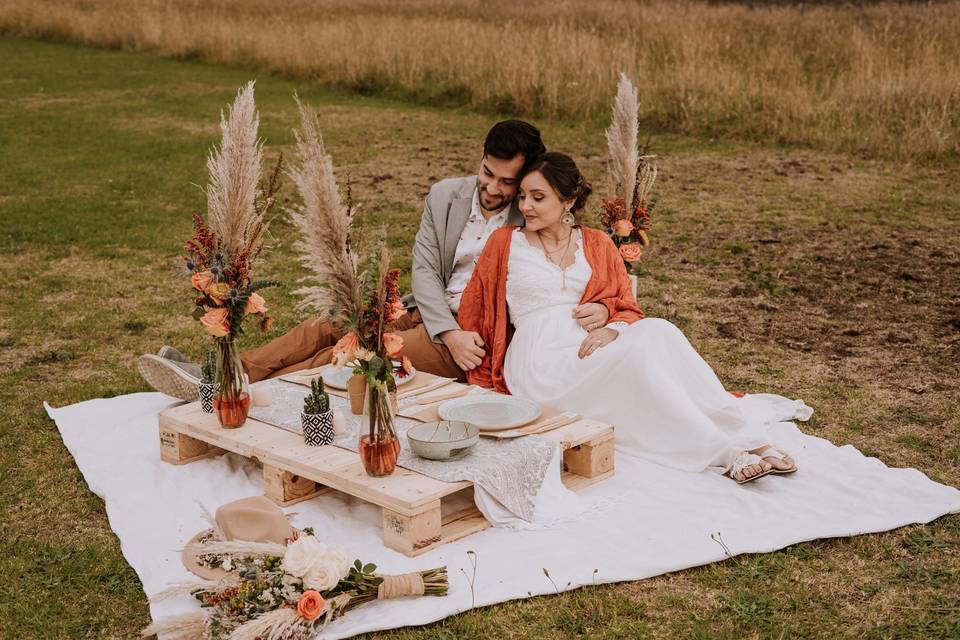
[138, 120, 610, 399]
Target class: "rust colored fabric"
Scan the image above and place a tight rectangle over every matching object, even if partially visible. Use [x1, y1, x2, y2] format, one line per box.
[458, 225, 644, 393]
[241, 310, 463, 383]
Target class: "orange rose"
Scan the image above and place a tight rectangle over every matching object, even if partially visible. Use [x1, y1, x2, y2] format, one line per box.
[245, 292, 267, 314]
[613, 219, 634, 238]
[191, 270, 215, 292]
[200, 308, 230, 337]
[619, 243, 643, 263]
[332, 332, 359, 361]
[297, 590, 325, 621]
[382, 332, 404, 358]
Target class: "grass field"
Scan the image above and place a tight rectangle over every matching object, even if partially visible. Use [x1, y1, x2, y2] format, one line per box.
[1, 0, 959, 162]
[1, 35, 958, 639]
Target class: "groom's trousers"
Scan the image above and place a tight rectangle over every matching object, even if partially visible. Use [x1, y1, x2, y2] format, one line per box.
[240, 310, 463, 383]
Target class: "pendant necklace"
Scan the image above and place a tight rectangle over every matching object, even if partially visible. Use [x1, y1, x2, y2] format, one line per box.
[536, 229, 574, 292]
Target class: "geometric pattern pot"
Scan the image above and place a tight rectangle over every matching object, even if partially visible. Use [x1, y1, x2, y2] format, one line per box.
[302, 411, 335, 446]
[198, 382, 219, 414]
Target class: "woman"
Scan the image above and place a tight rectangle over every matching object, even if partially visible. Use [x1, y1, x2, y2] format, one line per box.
[458, 152, 811, 483]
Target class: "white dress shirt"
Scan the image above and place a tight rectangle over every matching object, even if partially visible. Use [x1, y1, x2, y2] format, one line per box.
[444, 189, 509, 314]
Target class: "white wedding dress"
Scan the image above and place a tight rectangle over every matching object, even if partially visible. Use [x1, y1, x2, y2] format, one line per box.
[504, 228, 812, 474]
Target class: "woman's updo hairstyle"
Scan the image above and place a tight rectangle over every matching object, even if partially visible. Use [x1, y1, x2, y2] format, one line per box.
[524, 151, 593, 215]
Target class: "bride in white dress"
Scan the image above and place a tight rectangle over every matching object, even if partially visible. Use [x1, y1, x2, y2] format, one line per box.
[460, 152, 812, 484]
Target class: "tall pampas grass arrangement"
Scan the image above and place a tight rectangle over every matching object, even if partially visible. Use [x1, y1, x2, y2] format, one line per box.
[599, 73, 658, 279]
[605, 72, 639, 209]
[286, 95, 361, 319]
[206, 81, 270, 262]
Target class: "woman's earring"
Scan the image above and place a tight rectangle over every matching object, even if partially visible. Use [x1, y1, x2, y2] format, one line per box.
[562, 208, 575, 225]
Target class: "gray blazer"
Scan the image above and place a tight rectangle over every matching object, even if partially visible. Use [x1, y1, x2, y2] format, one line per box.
[403, 175, 524, 342]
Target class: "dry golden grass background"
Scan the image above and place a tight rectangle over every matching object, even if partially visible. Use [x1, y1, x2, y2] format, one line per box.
[1, 0, 958, 162]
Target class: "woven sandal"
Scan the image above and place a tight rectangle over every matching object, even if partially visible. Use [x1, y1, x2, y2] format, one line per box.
[137, 354, 201, 401]
[758, 446, 797, 476]
[728, 452, 774, 484]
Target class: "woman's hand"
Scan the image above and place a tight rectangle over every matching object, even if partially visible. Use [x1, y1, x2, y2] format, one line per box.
[578, 327, 618, 359]
[571, 302, 610, 332]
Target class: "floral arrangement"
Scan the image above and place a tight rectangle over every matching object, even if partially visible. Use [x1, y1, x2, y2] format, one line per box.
[181, 82, 283, 426]
[144, 530, 447, 640]
[285, 97, 409, 474]
[601, 73, 659, 276]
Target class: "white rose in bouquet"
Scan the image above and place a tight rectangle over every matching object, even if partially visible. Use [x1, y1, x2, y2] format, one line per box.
[282, 535, 328, 578]
[302, 557, 345, 591]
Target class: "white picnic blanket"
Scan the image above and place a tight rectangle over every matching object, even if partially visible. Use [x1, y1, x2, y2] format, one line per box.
[46, 392, 960, 639]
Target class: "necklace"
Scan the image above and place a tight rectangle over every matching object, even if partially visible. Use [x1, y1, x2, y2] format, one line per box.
[534, 228, 575, 291]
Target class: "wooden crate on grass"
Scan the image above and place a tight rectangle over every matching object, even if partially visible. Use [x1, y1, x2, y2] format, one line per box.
[158, 402, 614, 556]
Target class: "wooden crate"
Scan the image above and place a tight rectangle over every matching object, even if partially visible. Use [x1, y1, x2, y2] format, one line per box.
[158, 402, 614, 556]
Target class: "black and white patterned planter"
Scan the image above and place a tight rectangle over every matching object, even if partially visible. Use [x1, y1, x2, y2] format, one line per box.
[302, 411, 335, 446]
[198, 382, 219, 414]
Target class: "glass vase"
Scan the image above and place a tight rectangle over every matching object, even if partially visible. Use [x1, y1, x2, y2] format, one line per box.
[358, 380, 400, 477]
[213, 339, 250, 428]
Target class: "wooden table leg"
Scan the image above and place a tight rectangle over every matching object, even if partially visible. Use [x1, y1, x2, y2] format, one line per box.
[263, 464, 329, 506]
[562, 434, 614, 488]
[158, 425, 223, 465]
[382, 501, 442, 556]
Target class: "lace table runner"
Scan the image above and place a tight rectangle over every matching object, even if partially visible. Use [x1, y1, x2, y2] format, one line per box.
[248, 379, 556, 521]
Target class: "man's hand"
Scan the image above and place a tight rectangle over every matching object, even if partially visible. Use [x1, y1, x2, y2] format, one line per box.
[440, 330, 486, 371]
[578, 327, 618, 359]
[572, 302, 610, 332]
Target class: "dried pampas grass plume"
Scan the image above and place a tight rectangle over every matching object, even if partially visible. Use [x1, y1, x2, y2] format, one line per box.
[227, 607, 310, 640]
[140, 612, 207, 639]
[605, 72, 639, 206]
[286, 95, 361, 319]
[206, 80, 267, 262]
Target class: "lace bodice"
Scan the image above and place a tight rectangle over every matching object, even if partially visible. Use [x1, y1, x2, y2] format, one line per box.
[506, 228, 592, 327]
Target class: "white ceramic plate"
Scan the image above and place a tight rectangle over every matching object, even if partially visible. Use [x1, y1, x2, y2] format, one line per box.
[437, 395, 541, 431]
[317, 362, 417, 390]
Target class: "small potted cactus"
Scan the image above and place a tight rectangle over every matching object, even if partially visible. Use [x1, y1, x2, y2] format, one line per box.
[302, 377, 335, 446]
[198, 350, 218, 414]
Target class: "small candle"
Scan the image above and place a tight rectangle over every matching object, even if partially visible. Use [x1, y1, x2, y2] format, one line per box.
[251, 385, 273, 407]
[332, 408, 347, 435]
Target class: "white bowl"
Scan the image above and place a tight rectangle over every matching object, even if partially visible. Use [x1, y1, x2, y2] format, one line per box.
[406, 421, 479, 460]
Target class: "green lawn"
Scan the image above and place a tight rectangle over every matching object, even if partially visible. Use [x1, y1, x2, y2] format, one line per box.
[0, 36, 958, 639]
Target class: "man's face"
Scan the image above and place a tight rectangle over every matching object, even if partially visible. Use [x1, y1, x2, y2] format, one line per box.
[476, 153, 525, 213]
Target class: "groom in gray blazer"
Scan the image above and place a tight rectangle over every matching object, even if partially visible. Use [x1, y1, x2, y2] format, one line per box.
[138, 121, 610, 398]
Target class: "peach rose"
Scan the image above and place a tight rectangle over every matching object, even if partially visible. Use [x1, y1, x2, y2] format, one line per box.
[200, 308, 230, 337]
[613, 219, 634, 238]
[619, 243, 643, 263]
[245, 292, 267, 314]
[191, 270, 215, 292]
[297, 590, 325, 621]
[382, 332, 404, 358]
[332, 332, 359, 361]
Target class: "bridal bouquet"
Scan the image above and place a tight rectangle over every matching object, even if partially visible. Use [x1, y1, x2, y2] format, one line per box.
[285, 97, 410, 475]
[144, 530, 448, 640]
[183, 81, 282, 427]
[601, 73, 658, 275]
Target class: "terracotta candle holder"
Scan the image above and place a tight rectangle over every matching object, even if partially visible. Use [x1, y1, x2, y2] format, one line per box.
[347, 374, 366, 415]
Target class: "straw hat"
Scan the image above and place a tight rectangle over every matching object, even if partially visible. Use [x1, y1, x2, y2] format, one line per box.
[181, 496, 297, 580]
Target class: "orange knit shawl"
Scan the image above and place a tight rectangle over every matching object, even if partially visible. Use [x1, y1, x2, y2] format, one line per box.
[458, 225, 644, 393]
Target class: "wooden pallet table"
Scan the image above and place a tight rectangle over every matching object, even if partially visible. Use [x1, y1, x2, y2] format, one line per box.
[158, 402, 614, 556]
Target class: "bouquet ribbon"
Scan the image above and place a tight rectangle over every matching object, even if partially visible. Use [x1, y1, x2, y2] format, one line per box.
[377, 572, 425, 599]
